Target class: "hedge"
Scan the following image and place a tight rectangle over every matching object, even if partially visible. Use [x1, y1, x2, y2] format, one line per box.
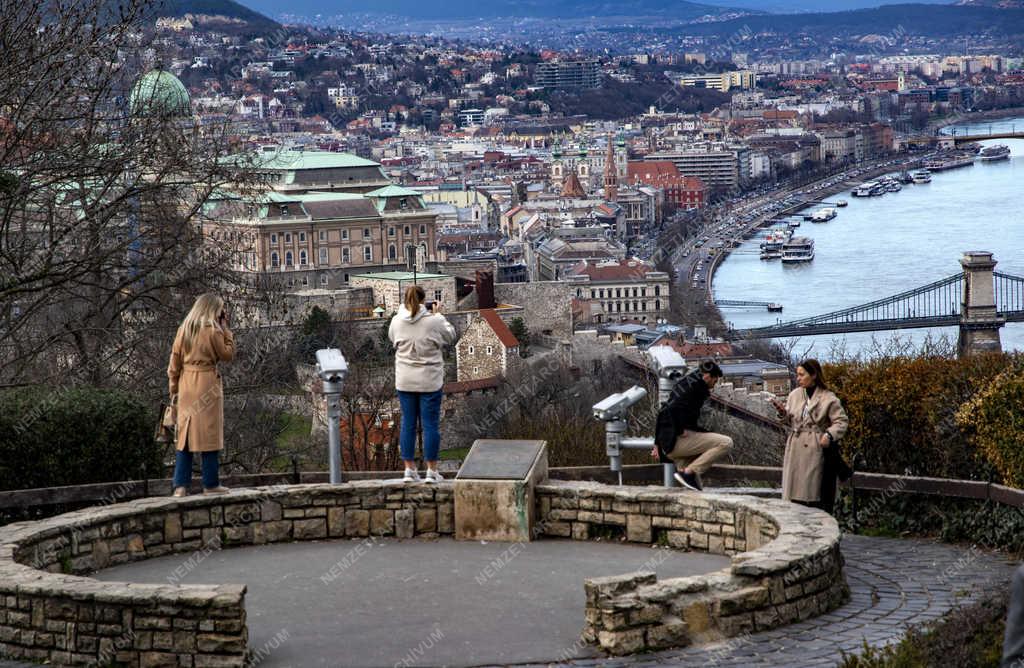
[827, 353, 1019, 482]
[0, 386, 164, 491]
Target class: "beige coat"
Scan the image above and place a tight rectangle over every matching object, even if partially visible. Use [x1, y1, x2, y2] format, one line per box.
[167, 324, 235, 452]
[780, 387, 849, 502]
[388, 305, 456, 393]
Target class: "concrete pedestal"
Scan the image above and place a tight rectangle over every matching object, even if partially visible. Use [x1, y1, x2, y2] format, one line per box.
[454, 439, 548, 542]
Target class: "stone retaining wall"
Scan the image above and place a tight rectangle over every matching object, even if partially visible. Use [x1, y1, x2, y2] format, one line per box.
[0, 479, 844, 664]
[535, 481, 847, 655]
[0, 482, 453, 666]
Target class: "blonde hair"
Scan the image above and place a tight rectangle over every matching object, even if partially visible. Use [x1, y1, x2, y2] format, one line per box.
[403, 285, 425, 314]
[177, 293, 224, 354]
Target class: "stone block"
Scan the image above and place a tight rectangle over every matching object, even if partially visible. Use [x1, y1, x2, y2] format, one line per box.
[414, 508, 436, 534]
[91, 541, 110, 569]
[717, 586, 769, 616]
[369, 509, 394, 536]
[597, 628, 646, 656]
[183, 509, 210, 528]
[666, 531, 688, 549]
[345, 510, 369, 537]
[454, 440, 547, 543]
[708, 535, 725, 555]
[680, 600, 713, 634]
[645, 618, 689, 650]
[327, 508, 346, 537]
[717, 612, 754, 637]
[437, 503, 454, 534]
[259, 521, 292, 543]
[261, 501, 282, 522]
[395, 509, 414, 539]
[543, 521, 571, 537]
[197, 633, 245, 653]
[164, 515, 182, 543]
[571, 522, 589, 540]
[139, 652, 179, 668]
[626, 514, 652, 543]
[293, 519, 327, 540]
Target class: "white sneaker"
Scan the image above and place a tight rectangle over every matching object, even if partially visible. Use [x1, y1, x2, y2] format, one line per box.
[403, 468, 422, 483]
[424, 469, 444, 484]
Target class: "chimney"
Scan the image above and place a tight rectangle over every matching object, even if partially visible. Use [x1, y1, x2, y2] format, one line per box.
[476, 270, 496, 309]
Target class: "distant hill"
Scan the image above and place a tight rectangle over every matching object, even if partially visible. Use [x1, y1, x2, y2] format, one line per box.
[701, 0, 950, 11]
[955, 0, 1024, 7]
[144, 0, 279, 30]
[237, 0, 753, 20]
[670, 3, 1024, 37]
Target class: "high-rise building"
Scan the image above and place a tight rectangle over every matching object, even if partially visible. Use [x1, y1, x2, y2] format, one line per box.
[535, 60, 602, 90]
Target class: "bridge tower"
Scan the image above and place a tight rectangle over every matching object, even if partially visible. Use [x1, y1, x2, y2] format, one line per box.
[958, 251, 1005, 356]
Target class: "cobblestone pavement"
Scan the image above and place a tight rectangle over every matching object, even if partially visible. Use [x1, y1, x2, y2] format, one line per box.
[509, 534, 1018, 668]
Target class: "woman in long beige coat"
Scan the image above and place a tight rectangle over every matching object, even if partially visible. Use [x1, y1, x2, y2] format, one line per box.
[167, 293, 235, 496]
[772, 359, 849, 508]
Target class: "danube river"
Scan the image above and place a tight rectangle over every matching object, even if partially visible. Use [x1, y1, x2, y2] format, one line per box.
[713, 117, 1024, 358]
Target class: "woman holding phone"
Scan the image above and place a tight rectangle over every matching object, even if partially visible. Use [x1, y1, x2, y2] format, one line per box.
[167, 293, 235, 497]
[772, 359, 848, 511]
[388, 285, 456, 482]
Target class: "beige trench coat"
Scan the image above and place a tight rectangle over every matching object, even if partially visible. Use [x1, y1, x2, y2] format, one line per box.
[167, 324, 235, 452]
[780, 387, 849, 502]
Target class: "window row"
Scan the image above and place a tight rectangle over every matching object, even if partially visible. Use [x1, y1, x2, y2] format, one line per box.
[465, 344, 494, 355]
[603, 300, 660, 313]
[577, 286, 662, 299]
[269, 224, 429, 245]
[268, 241, 427, 268]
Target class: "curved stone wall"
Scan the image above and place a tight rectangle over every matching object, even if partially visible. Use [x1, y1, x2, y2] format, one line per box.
[0, 480, 844, 665]
[535, 481, 847, 654]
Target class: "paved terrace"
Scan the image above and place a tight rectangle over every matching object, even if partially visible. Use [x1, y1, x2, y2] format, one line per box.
[0, 477, 1015, 667]
[83, 534, 1015, 668]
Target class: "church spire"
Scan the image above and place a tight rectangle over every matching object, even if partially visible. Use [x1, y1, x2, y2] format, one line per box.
[603, 132, 618, 202]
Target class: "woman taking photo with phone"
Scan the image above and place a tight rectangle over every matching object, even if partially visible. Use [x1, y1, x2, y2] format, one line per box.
[167, 293, 235, 496]
[388, 285, 456, 483]
[772, 359, 849, 512]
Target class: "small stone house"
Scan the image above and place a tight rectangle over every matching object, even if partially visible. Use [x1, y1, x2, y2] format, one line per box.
[456, 309, 520, 382]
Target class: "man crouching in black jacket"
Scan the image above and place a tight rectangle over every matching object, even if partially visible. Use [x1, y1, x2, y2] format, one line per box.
[654, 360, 732, 491]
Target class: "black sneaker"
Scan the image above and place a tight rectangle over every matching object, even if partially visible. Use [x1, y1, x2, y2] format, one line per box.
[674, 471, 702, 491]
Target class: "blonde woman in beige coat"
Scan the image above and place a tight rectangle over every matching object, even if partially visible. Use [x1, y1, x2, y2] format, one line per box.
[167, 293, 235, 497]
[772, 359, 849, 509]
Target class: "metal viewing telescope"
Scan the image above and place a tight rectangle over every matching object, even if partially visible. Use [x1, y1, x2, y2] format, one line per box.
[592, 347, 689, 487]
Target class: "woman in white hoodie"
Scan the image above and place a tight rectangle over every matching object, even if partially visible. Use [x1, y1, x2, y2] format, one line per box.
[388, 285, 457, 482]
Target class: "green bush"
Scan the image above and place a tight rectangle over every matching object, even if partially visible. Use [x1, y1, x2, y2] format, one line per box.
[0, 387, 164, 490]
[957, 361, 1024, 488]
[835, 491, 1024, 556]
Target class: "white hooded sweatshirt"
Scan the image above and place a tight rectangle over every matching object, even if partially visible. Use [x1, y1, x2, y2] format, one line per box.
[388, 304, 457, 392]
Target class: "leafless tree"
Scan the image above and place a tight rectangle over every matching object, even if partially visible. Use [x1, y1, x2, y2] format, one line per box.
[0, 0, 265, 395]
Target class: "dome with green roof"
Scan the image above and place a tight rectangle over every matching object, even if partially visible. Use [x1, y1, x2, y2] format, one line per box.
[129, 69, 191, 118]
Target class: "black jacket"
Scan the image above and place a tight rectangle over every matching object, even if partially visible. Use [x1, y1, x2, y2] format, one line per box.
[654, 370, 710, 462]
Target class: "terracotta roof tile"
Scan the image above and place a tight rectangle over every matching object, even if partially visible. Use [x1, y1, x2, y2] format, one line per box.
[480, 309, 519, 348]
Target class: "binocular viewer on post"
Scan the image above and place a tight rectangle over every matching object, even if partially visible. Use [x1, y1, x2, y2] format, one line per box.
[590, 347, 690, 487]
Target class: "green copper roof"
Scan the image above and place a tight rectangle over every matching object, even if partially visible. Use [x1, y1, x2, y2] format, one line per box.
[366, 185, 422, 198]
[351, 271, 448, 281]
[252, 151, 381, 171]
[129, 70, 191, 118]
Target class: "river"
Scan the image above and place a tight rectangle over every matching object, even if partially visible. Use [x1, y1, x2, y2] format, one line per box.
[713, 116, 1024, 358]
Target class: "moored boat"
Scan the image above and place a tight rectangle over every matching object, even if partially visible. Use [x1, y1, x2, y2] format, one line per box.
[979, 144, 1011, 162]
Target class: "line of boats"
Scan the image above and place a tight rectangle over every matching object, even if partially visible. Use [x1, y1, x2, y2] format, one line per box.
[851, 144, 1011, 197]
[756, 143, 1012, 264]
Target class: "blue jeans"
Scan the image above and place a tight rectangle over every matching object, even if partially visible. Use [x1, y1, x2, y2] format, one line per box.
[172, 447, 220, 489]
[398, 390, 443, 462]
